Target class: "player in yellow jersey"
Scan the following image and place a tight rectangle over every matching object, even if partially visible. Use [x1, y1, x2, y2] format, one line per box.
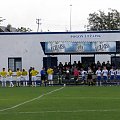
[47, 67, 54, 86]
[16, 68, 22, 87]
[30, 67, 39, 87]
[0, 68, 7, 87]
[21, 69, 28, 86]
[8, 68, 14, 87]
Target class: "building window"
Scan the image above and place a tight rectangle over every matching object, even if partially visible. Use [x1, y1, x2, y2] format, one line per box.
[8, 58, 22, 72]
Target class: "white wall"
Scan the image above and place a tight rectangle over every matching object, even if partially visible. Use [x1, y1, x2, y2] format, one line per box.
[0, 31, 119, 71]
[95, 54, 111, 63]
[57, 54, 111, 65]
[0, 34, 46, 71]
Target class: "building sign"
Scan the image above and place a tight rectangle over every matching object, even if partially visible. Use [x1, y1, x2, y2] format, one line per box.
[70, 34, 101, 38]
[45, 41, 116, 53]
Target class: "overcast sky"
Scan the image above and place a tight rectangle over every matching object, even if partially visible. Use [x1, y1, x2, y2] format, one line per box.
[0, 0, 120, 32]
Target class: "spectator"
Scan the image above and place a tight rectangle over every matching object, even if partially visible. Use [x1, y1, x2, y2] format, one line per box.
[68, 62, 72, 69]
[58, 62, 63, 70]
[102, 61, 106, 68]
[73, 61, 77, 68]
[106, 61, 111, 71]
[64, 62, 68, 69]
[73, 67, 79, 85]
[53, 66, 59, 75]
[77, 61, 82, 70]
[96, 61, 101, 69]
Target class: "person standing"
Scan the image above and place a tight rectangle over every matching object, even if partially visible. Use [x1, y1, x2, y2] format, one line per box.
[8, 68, 14, 87]
[81, 68, 87, 85]
[16, 68, 22, 87]
[64, 67, 70, 85]
[106, 61, 111, 72]
[0, 68, 7, 87]
[87, 67, 93, 86]
[30, 67, 39, 87]
[40, 67, 47, 87]
[47, 67, 54, 86]
[96, 67, 102, 86]
[22, 69, 28, 86]
[116, 68, 120, 85]
[29, 67, 32, 86]
[73, 67, 79, 85]
[102, 66, 108, 86]
[109, 66, 116, 83]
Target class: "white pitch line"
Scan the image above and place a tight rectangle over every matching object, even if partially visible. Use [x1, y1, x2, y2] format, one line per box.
[18, 109, 118, 113]
[0, 109, 118, 114]
[0, 87, 64, 112]
[43, 96, 120, 100]
[0, 99, 8, 100]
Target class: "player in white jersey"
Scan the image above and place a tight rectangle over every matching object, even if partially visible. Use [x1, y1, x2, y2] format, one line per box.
[109, 66, 116, 84]
[102, 66, 108, 85]
[116, 68, 120, 85]
[96, 67, 102, 86]
[80, 68, 87, 84]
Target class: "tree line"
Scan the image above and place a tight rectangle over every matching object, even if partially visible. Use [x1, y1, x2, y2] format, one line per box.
[0, 8, 120, 32]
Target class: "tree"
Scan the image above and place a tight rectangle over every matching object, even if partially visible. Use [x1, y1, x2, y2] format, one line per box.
[0, 17, 5, 24]
[6, 24, 12, 32]
[86, 8, 120, 31]
[17, 27, 32, 32]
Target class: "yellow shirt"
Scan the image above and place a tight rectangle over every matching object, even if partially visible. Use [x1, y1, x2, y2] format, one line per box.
[1, 71, 7, 77]
[30, 70, 39, 76]
[22, 71, 28, 76]
[8, 70, 13, 76]
[16, 70, 22, 77]
[47, 68, 54, 75]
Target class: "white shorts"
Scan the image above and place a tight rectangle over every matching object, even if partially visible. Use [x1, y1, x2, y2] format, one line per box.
[21, 76, 28, 81]
[32, 76, 37, 81]
[1, 77, 6, 82]
[17, 76, 21, 82]
[48, 74, 53, 80]
[8, 76, 13, 81]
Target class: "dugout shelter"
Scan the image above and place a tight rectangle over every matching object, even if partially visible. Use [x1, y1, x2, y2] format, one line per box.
[0, 31, 120, 71]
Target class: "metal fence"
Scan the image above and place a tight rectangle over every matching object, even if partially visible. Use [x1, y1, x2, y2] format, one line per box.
[0, 74, 120, 86]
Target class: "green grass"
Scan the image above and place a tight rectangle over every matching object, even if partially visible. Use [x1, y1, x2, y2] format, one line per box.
[0, 86, 120, 120]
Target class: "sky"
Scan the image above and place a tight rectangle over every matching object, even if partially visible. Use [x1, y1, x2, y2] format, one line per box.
[0, 0, 120, 32]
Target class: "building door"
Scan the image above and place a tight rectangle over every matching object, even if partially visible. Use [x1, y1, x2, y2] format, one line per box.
[111, 56, 120, 68]
[81, 57, 95, 70]
[43, 57, 58, 70]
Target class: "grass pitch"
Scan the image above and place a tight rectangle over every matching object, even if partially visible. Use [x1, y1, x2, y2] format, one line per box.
[0, 86, 120, 120]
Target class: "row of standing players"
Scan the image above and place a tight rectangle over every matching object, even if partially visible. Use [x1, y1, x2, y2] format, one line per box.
[76, 66, 120, 86]
[0, 67, 54, 87]
[1, 66, 120, 87]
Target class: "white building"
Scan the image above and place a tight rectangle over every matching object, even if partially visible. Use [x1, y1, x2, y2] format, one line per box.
[0, 31, 120, 71]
